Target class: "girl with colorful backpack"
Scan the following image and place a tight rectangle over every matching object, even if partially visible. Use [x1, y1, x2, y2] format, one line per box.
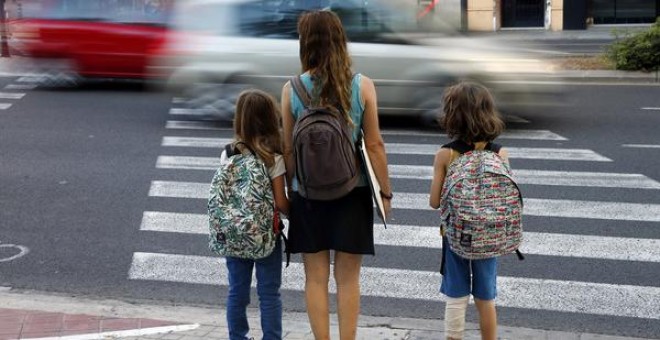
[209, 89, 290, 340]
[429, 81, 517, 340]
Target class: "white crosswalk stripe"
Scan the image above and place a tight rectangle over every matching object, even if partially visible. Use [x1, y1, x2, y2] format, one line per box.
[0, 92, 26, 99]
[17, 76, 47, 83]
[161, 137, 612, 161]
[165, 121, 232, 131]
[382, 129, 567, 140]
[622, 144, 660, 149]
[164, 120, 559, 140]
[139, 211, 660, 263]
[131, 116, 660, 325]
[4, 84, 37, 90]
[128, 252, 660, 320]
[147, 180, 660, 222]
[155, 156, 660, 190]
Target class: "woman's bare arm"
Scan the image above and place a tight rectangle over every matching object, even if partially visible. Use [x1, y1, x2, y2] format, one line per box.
[281, 82, 295, 192]
[361, 75, 392, 217]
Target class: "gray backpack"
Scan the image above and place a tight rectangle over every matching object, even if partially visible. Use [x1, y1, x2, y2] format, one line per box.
[290, 75, 360, 200]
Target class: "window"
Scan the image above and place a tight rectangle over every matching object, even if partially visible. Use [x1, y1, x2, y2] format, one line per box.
[592, 0, 658, 24]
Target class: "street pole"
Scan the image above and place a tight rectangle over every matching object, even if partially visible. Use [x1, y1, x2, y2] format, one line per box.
[0, 0, 9, 58]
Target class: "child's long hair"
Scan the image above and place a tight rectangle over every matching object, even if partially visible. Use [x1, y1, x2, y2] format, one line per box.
[233, 89, 282, 167]
[297, 10, 353, 125]
[440, 82, 504, 143]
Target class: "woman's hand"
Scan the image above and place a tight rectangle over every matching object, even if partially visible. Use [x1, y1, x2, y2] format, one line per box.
[382, 196, 392, 219]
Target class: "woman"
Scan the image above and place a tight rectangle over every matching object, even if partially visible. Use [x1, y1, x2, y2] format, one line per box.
[280, 10, 392, 340]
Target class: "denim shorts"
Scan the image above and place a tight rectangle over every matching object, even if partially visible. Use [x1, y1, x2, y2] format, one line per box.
[440, 238, 498, 301]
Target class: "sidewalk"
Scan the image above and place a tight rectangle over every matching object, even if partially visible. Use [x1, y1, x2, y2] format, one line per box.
[0, 288, 655, 340]
[466, 24, 653, 41]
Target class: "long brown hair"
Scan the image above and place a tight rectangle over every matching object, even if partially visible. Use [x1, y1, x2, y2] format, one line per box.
[297, 10, 353, 124]
[440, 82, 504, 143]
[233, 89, 283, 167]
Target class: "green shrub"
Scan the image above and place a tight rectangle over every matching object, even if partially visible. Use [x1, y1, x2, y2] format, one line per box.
[607, 18, 660, 72]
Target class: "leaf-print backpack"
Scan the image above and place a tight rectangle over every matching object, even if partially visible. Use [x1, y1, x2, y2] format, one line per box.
[208, 142, 278, 259]
[440, 140, 524, 260]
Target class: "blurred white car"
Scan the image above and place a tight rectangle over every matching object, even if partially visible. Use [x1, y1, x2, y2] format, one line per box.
[151, 0, 563, 121]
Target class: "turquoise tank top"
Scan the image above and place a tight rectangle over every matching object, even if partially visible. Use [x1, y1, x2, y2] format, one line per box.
[289, 72, 368, 190]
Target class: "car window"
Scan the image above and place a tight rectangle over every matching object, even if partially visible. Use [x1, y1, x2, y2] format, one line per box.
[331, 2, 392, 42]
[21, 0, 171, 25]
[173, 3, 232, 35]
[174, 0, 398, 41]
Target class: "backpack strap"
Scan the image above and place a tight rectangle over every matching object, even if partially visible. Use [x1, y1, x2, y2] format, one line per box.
[444, 140, 502, 154]
[486, 142, 502, 153]
[444, 140, 473, 154]
[224, 143, 236, 157]
[226, 142, 257, 158]
[290, 73, 359, 113]
[290, 76, 312, 109]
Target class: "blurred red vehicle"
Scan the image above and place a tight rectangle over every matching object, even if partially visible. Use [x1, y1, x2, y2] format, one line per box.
[7, 0, 174, 80]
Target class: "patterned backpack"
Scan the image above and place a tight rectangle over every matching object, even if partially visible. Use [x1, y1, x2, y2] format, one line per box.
[207, 142, 278, 259]
[440, 140, 524, 260]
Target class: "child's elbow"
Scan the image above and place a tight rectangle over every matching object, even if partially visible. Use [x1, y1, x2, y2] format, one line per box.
[429, 199, 440, 210]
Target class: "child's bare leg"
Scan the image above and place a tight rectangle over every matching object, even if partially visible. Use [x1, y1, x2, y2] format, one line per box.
[445, 296, 469, 340]
[474, 298, 497, 340]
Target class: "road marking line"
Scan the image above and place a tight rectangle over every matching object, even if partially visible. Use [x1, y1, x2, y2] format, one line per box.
[25, 324, 200, 340]
[128, 252, 660, 319]
[385, 143, 612, 161]
[4, 84, 37, 90]
[172, 97, 186, 104]
[165, 121, 232, 131]
[381, 129, 567, 141]
[622, 144, 660, 149]
[388, 165, 660, 189]
[641, 107, 660, 111]
[155, 156, 658, 189]
[0, 92, 26, 99]
[164, 121, 560, 139]
[170, 108, 202, 115]
[17, 76, 46, 83]
[0, 103, 12, 110]
[396, 193, 660, 222]
[161, 137, 611, 162]
[503, 115, 530, 123]
[148, 181, 660, 222]
[140, 211, 660, 263]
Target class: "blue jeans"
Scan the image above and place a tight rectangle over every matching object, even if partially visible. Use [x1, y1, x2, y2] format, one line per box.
[226, 238, 282, 340]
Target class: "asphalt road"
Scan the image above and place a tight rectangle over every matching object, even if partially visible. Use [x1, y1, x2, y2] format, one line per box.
[1, 76, 659, 338]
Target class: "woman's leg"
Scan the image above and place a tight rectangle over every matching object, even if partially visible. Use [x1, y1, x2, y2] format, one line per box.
[256, 239, 283, 340]
[334, 251, 363, 340]
[225, 257, 254, 340]
[303, 251, 331, 340]
[474, 298, 497, 340]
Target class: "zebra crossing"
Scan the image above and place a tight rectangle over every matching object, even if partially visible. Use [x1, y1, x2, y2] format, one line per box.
[0, 73, 47, 110]
[128, 106, 660, 326]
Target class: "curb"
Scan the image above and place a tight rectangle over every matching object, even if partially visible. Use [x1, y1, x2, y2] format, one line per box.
[0, 289, 655, 340]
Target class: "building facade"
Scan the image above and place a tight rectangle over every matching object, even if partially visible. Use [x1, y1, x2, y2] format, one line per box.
[465, 0, 659, 31]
